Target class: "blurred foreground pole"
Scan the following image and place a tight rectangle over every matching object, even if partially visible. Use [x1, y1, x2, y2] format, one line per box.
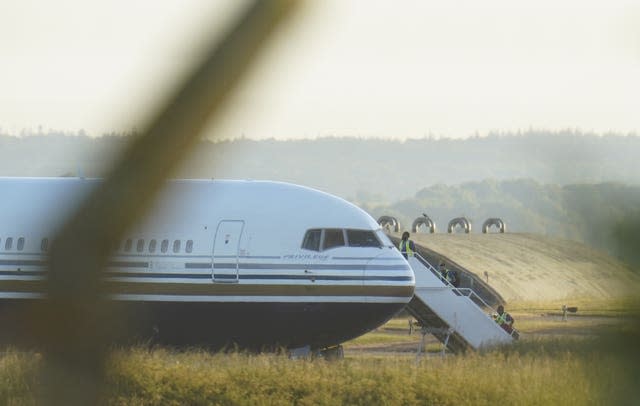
[34, 1, 300, 404]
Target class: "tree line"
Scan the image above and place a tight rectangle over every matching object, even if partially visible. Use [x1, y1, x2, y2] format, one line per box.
[1, 130, 639, 265]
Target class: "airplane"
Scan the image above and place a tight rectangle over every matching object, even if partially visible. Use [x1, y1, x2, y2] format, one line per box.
[0, 177, 415, 354]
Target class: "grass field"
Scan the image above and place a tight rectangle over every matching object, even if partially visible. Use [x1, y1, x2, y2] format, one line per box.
[1, 310, 638, 405]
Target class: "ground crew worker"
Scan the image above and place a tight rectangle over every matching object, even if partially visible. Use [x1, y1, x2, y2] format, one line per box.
[439, 262, 458, 287]
[398, 231, 415, 259]
[439, 262, 448, 282]
[493, 305, 515, 334]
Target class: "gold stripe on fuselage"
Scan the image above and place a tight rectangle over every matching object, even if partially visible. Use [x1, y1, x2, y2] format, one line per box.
[0, 279, 414, 298]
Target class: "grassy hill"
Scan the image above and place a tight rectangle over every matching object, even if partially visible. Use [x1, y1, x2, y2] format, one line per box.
[373, 180, 640, 266]
[405, 233, 640, 306]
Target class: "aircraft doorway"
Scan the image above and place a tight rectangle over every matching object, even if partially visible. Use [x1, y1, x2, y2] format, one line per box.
[212, 220, 244, 283]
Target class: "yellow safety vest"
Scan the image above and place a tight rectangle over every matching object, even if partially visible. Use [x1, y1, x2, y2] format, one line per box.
[398, 239, 414, 257]
[445, 269, 456, 283]
[495, 312, 511, 325]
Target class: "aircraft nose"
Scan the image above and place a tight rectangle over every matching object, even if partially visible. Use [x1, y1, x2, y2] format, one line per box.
[364, 250, 415, 300]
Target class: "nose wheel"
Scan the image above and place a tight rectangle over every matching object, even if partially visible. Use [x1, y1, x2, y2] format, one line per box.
[318, 345, 344, 361]
[289, 345, 344, 360]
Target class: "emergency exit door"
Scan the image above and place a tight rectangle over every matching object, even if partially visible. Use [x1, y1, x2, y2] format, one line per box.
[212, 220, 244, 282]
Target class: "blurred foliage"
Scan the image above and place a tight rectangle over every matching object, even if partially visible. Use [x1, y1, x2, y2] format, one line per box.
[612, 217, 640, 268]
[2, 131, 640, 203]
[373, 180, 640, 267]
[2, 131, 640, 266]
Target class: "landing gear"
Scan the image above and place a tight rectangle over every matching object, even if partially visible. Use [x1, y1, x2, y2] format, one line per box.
[289, 345, 312, 359]
[289, 344, 344, 360]
[416, 326, 454, 361]
[318, 345, 344, 361]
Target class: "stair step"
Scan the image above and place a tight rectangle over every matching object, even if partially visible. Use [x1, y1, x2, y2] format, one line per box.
[406, 255, 513, 353]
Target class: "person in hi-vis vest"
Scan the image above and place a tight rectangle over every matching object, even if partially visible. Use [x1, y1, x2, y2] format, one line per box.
[398, 231, 415, 259]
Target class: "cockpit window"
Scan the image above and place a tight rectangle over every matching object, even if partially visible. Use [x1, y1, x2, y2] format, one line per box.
[323, 229, 345, 250]
[347, 230, 381, 248]
[303, 228, 384, 251]
[375, 229, 394, 248]
[302, 229, 321, 251]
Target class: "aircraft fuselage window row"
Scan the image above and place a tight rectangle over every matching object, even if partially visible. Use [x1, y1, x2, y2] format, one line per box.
[301, 229, 382, 251]
[3, 231, 380, 255]
[118, 238, 194, 254]
[0, 237, 26, 251]
[20, 238, 195, 255]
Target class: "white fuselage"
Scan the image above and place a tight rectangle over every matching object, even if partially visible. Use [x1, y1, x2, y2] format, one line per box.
[0, 178, 414, 349]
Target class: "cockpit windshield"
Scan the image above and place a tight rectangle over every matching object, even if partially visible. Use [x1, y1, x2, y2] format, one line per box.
[301, 229, 322, 251]
[375, 229, 394, 248]
[301, 228, 382, 251]
[324, 229, 345, 250]
[346, 229, 380, 247]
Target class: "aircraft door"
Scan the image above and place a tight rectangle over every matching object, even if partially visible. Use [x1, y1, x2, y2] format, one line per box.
[212, 220, 244, 283]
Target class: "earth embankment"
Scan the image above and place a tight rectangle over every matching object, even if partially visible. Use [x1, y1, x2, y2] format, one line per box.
[400, 233, 640, 304]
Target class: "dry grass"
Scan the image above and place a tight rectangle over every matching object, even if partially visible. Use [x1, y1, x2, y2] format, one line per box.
[409, 233, 640, 303]
[0, 340, 635, 405]
[1, 312, 637, 405]
[513, 315, 620, 335]
[101, 348, 605, 405]
[343, 331, 417, 347]
[508, 296, 640, 314]
[0, 349, 39, 406]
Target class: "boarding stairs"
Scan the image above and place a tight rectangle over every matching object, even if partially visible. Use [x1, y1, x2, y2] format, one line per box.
[406, 254, 514, 353]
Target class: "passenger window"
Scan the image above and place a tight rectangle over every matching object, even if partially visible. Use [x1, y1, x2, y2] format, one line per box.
[302, 229, 321, 251]
[173, 240, 181, 253]
[17, 237, 25, 251]
[137, 239, 145, 253]
[149, 239, 157, 253]
[161, 239, 169, 253]
[323, 229, 345, 251]
[124, 239, 133, 252]
[5, 237, 13, 250]
[347, 230, 381, 248]
[41, 238, 49, 252]
[186, 240, 193, 253]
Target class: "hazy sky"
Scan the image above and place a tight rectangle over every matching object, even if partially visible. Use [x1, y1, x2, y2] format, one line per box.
[2, 0, 639, 140]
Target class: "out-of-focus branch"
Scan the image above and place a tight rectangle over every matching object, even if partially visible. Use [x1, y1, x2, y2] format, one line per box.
[34, 1, 301, 405]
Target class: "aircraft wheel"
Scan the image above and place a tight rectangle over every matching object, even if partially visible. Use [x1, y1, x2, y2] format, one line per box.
[320, 345, 344, 361]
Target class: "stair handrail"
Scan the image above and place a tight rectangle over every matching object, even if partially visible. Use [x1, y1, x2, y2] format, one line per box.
[412, 253, 503, 324]
[410, 253, 516, 342]
[413, 253, 455, 288]
[451, 288, 493, 311]
[458, 289, 513, 335]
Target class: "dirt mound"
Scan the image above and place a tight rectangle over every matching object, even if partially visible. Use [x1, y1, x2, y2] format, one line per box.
[405, 233, 640, 303]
